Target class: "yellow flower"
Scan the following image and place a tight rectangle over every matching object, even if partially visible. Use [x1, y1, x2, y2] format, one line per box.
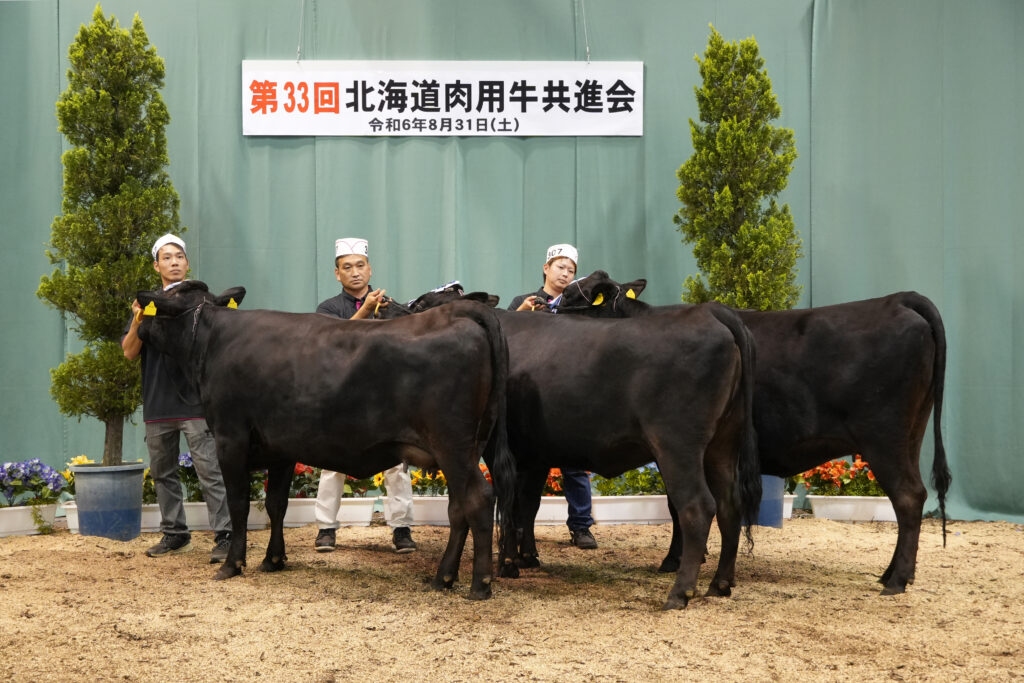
[373, 472, 385, 487]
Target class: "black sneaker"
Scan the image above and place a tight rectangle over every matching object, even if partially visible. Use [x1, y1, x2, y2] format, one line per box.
[314, 528, 336, 553]
[210, 532, 231, 564]
[570, 528, 598, 550]
[145, 534, 193, 557]
[392, 526, 417, 554]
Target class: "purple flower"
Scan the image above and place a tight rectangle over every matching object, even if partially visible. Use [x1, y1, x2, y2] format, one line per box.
[0, 459, 66, 506]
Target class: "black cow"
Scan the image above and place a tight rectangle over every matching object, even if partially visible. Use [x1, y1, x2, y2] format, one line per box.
[556, 270, 952, 595]
[136, 281, 515, 600]
[409, 290, 761, 609]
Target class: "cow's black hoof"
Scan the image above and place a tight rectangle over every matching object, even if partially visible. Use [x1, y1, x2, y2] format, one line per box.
[661, 596, 689, 610]
[498, 562, 520, 579]
[258, 558, 286, 573]
[516, 554, 541, 569]
[658, 556, 680, 573]
[214, 564, 242, 581]
[467, 585, 493, 601]
[705, 580, 732, 597]
[430, 575, 457, 591]
[880, 584, 906, 596]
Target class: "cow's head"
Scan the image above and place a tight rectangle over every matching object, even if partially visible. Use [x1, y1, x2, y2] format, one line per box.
[406, 286, 499, 314]
[135, 281, 247, 365]
[553, 270, 646, 316]
[371, 296, 414, 319]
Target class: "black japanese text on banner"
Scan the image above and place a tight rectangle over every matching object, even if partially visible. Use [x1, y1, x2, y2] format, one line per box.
[242, 60, 643, 137]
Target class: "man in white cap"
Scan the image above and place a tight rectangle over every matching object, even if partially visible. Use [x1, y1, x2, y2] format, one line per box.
[122, 233, 232, 562]
[507, 244, 598, 549]
[312, 237, 417, 553]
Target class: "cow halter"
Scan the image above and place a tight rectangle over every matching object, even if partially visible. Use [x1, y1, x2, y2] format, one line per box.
[552, 278, 613, 313]
[191, 302, 205, 340]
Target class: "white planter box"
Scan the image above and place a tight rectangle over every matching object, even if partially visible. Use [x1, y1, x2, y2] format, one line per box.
[535, 496, 569, 525]
[0, 504, 57, 536]
[382, 496, 451, 526]
[783, 494, 795, 519]
[65, 501, 269, 534]
[382, 495, 673, 526]
[591, 495, 671, 525]
[807, 495, 896, 522]
[282, 497, 375, 527]
[537, 495, 672, 526]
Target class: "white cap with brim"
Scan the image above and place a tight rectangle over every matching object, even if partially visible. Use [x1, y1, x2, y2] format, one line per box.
[335, 238, 369, 258]
[546, 243, 578, 266]
[152, 233, 186, 259]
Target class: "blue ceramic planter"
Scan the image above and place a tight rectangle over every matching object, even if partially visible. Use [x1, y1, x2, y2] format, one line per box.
[69, 462, 146, 541]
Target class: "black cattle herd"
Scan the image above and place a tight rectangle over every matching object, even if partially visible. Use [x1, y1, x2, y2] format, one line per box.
[135, 272, 950, 610]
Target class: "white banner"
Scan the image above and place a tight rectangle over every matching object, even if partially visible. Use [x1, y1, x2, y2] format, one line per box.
[242, 60, 643, 137]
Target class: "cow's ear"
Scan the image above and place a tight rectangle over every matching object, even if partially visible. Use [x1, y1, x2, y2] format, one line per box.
[622, 278, 647, 300]
[213, 287, 246, 309]
[463, 292, 500, 308]
[591, 281, 619, 307]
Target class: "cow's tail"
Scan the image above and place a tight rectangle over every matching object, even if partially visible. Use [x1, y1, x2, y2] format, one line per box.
[708, 303, 760, 551]
[463, 303, 517, 555]
[902, 292, 952, 547]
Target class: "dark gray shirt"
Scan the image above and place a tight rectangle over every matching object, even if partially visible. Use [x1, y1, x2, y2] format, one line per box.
[507, 287, 554, 312]
[316, 286, 373, 320]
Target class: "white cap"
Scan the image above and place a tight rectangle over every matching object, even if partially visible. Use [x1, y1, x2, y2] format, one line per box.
[152, 233, 186, 260]
[546, 243, 578, 266]
[335, 238, 369, 258]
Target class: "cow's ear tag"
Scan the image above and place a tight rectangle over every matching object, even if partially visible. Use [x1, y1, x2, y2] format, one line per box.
[592, 293, 604, 306]
[626, 289, 637, 299]
[143, 301, 158, 316]
[227, 298, 238, 309]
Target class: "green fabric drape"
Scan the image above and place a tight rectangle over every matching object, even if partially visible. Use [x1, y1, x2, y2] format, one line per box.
[1, 0, 1019, 521]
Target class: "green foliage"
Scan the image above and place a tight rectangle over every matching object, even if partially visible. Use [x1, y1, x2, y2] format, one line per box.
[175, 453, 266, 503]
[37, 6, 183, 464]
[49, 341, 142, 422]
[593, 466, 665, 496]
[675, 25, 802, 311]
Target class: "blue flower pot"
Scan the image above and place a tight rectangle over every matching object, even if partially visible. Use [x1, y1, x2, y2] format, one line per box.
[69, 462, 145, 541]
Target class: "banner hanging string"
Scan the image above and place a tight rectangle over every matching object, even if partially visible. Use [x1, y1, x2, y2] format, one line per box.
[295, 0, 306, 62]
[575, 0, 592, 63]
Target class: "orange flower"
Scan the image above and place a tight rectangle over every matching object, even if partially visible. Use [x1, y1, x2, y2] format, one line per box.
[544, 468, 564, 496]
[796, 455, 885, 496]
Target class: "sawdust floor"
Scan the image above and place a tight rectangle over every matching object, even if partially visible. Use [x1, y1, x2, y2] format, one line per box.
[1, 514, 1022, 681]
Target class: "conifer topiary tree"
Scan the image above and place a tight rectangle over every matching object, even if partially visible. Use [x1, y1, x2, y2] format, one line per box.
[37, 5, 183, 465]
[674, 25, 802, 311]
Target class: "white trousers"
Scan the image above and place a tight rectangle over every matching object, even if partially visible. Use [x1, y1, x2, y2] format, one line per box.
[314, 464, 414, 529]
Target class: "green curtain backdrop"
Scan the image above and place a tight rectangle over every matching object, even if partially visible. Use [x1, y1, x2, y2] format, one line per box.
[1, 0, 1019, 522]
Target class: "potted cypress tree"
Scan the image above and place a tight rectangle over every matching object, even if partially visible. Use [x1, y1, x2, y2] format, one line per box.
[37, 6, 184, 540]
[674, 26, 803, 527]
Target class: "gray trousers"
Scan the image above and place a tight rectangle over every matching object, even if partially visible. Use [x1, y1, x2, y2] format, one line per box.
[145, 418, 231, 537]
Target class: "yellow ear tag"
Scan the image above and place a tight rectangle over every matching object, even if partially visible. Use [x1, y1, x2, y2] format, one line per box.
[143, 301, 158, 316]
[626, 289, 637, 299]
[592, 293, 604, 306]
[227, 298, 238, 309]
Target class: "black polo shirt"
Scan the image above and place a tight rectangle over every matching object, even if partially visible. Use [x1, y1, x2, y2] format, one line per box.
[124, 292, 204, 422]
[507, 287, 556, 312]
[316, 286, 373, 320]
